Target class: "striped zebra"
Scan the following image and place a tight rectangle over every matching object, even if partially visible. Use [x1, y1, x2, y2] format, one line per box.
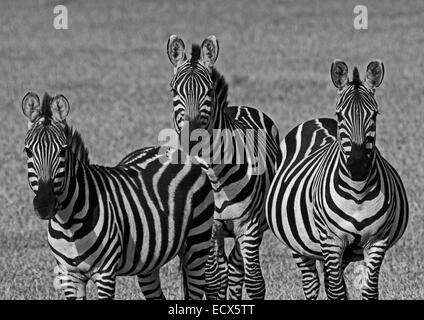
[266, 60, 409, 299]
[166, 35, 281, 299]
[22, 92, 215, 300]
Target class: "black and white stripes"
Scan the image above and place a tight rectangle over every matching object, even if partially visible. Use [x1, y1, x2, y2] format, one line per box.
[22, 92, 215, 300]
[266, 60, 408, 300]
[167, 35, 282, 299]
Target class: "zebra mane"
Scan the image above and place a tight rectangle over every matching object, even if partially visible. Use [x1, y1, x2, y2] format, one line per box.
[351, 67, 361, 86]
[211, 67, 229, 110]
[64, 124, 90, 164]
[191, 44, 201, 66]
[39, 92, 54, 125]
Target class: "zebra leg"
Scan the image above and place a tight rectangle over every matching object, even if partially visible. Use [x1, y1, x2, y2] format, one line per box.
[362, 240, 388, 300]
[205, 243, 221, 300]
[228, 240, 244, 300]
[205, 220, 229, 300]
[54, 265, 88, 300]
[180, 230, 213, 300]
[92, 272, 116, 299]
[137, 270, 165, 300]
[321, 237, 346, 300]
[239, 226, 265, 300]
[216, 240, 229, 299]
[341, 259, 350, 299]
[292, 252, 320, 300]
[205, 239, 229, 300]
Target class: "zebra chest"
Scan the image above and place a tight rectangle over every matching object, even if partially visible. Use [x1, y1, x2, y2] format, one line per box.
[48, 230, 100, 272]
[315, 190, 389, 245]
[48, 215, 113, 273]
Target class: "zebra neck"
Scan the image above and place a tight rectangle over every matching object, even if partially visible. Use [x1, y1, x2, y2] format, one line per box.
[53, 155, 94, 227]
[197, 109, 266, 185]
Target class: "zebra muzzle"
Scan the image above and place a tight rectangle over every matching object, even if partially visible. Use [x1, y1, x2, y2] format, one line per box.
[346, 145, 371, 181]
[33, 180, 58, 220]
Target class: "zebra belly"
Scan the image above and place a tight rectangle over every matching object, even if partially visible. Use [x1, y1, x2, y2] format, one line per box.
[116, 240, 181, 277]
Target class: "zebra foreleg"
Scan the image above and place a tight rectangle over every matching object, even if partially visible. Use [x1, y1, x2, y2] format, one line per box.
[341, 259, 350, 299]
[53, 265, 88, 300]
[228, 240, 244, 300]
[216, 241, 229, 299]
[205, 240, 229, 299]
[137, 270, 165, 300]
[205, 243, 222, 300]
[362, 240, 388, 300]
[205, 221, 229, 300]
[292, 252, 320, 300]
[239, 227, 265, 300]
[321, 237, 347, 300]
[92, 272, 116, 300]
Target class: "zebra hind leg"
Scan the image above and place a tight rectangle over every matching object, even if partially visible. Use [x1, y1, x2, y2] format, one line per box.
[137, 270, 165, 300]
[239, 227, 265, 300]
[180, 231, 213, 300]
[228, 240, 244, 300]
[292, 252, 320, 300]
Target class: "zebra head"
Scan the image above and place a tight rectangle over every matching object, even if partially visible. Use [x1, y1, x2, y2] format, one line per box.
[22, 92, 70, 220]
[331, 60, 385, 181]
[167, 35, 219, 136]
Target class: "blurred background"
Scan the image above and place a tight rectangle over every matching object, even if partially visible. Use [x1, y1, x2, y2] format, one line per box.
[0, 0, 423, 299]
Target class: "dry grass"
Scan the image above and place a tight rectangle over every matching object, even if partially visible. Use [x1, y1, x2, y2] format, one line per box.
[0, 0, 423, 299]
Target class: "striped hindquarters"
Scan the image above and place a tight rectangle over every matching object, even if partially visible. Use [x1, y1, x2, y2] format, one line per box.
[266, 118, 337, 258]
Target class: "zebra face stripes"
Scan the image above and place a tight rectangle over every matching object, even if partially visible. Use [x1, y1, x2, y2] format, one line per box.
[331, 61, 384, 181]
[167, 35, 217, 134]
[22, 92, 70, 219]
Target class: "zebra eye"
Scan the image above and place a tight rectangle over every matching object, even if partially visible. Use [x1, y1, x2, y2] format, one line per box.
[24, 148, 33, 158]
[170, 88, 178, 95]
[59, 146, 68, 158]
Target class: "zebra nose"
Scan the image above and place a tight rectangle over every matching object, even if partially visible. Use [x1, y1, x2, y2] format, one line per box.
[346, 143, 371, 180]
[184, 113, 201, 130]
[33, 180, 58, 220]
[349, 143, 368, 162]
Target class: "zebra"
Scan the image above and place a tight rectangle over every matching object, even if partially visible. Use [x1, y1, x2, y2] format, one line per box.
[166, 35, 282, 299]
[266, 60, 409, 299]
[22, 92, 215, 300]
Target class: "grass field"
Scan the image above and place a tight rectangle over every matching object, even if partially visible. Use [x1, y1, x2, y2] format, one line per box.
[0, 0, 423, 299]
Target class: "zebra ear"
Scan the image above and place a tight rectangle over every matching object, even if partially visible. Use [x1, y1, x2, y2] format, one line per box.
[51, 94, 70, 122]
[200, 35, 219, 69]
[331, 60, 349, 90]
[364, 60, 384, 90]
[167, 35, 186, 69]
[22, 92, 41, 122]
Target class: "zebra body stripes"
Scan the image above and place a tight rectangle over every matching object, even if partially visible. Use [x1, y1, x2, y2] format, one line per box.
[22, 92, 215, 299]
[266, 61, 408, 299]
[167, 35, 281, 299]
